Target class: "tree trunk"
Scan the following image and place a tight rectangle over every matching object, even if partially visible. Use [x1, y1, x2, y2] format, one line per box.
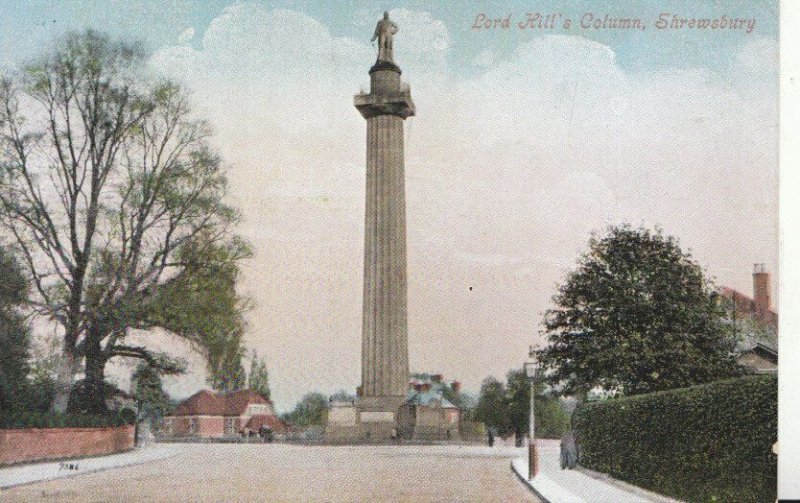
[50, 347, 77, 413]
[83, 345, 109, 414]
[67, 334, 109, 415]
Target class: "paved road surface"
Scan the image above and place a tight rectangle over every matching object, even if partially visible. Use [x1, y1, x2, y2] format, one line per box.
[2, 443, 539, 502]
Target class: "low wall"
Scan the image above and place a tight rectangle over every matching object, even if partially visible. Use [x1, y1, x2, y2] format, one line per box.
[0, 425, 135, 466]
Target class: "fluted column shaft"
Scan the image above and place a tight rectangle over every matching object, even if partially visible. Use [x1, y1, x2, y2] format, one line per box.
[361, 114, 409, 398]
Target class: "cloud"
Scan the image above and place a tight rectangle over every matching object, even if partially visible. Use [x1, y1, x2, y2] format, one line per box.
[147, 5, 777, 410]
[178, 27, 194, 44]
[472, 48, 499, 68]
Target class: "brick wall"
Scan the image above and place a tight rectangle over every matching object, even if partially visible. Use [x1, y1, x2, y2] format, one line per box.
[197, 417, 224, 437]
[166, 416, 225, 438]
[0, 425, 134, 466]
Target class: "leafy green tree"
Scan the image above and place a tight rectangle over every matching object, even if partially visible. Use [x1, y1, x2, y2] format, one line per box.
[505, 369, 570, 442]
[247, 351, 271, 400]
[131, 363, 171, 421]
[149, 236, 251, 393]
[0, 31, 249, 412]
[474, 376, 510, 436]
[205, 331, 246, 392]
[286, 392, 328, 427]
[0, 247, 31, 414]
[506, 370, 530, 444]
[537, 225, 742, 396]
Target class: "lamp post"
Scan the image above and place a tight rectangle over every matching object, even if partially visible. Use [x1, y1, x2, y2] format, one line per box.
[524, 345, 539, 479]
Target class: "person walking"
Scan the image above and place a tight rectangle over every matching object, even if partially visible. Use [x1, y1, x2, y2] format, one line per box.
[560, 430, 578, 469]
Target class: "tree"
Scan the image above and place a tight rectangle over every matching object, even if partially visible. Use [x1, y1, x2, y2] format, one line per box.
[131, 363, 170, 421]
[148, 235, 250, 393]
[247, 351, 271, 400]
[504, 369, 570, 442]
[205, 328, 246, 392]
[537, 225, 742, 397]
[505, 370, 530, 445]
[0, 31, 249, 412]
[285, 392, 328, 427]
[474, 376, 510, 436]
[0, 246, 31, 413]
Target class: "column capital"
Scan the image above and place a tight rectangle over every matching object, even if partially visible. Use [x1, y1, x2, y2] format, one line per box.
[354, 92, 416, 119]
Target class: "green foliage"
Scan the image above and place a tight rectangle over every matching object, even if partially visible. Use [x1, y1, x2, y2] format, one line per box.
[0, 247, 31, 415]
[506, 370, 570, 439]
[118, 407, 137, 425]
[148, 237, 251, 392]
[0, 410, 136, 429]
[573, 375, 777, 503]
[285, 392, 328, 427]
[474, 376, 509, 435]
[1, 30, 249, 413]
[538, 225, 742, 396]
[131, 364, 171, 420]
[24, 373, 57, 413]
[474, 372, 569, 439]
[247, 351, 271, 401]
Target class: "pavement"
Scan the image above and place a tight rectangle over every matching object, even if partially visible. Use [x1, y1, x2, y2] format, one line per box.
[1, 443, 539, 501]
[512, 439, 681, 503]
[0, 445, 177, 490]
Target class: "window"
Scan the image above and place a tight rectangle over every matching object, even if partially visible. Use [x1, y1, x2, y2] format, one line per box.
[247, 404, 268, 415]
[189, 417, 199, 434]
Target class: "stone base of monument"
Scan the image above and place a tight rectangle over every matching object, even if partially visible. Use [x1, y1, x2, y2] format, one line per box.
[325, 397, 461, 444]
[325, 396, 407, 444]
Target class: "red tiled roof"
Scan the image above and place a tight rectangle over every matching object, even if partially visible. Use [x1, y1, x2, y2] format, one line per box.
[719, 287, 778, 330]
[172, 389, 271, 417]
[245, 414, 287, 433]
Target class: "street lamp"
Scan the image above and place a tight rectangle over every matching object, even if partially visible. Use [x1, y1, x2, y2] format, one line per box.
[524, 345, 539, 479]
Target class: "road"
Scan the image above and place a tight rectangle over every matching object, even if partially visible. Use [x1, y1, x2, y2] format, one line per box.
[2, 443, 539, 502]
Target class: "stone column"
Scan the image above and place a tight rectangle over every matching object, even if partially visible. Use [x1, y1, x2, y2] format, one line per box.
[354, 61, 415, 414]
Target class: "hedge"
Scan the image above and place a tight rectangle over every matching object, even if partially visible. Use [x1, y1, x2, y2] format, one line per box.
[573, 375, 777, 503]
[0, 409, 136, 429]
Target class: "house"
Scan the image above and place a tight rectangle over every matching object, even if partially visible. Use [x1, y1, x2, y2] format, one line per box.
[398, 374, 461, 441]
[326, 374, 464, 443]
[719, 263, 778, 331]
[163, 389, 284, 438]
[719, 264, 779, 372]
[737, 342, 778, 374]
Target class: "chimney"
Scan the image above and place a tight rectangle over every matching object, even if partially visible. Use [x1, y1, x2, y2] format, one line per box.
[432, 374, 443, 383]
[753, 263, 771, 315]
[421, 382, 431, 392]
[451, 381, 461, 395]
[413, 383, 423, 392]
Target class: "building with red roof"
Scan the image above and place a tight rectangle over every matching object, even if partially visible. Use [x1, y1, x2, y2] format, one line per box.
[163, 389, 284, 438]
[719, 264, 778, 374]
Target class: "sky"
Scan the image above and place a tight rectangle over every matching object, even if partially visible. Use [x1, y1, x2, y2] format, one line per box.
[1, 1, 779, 412]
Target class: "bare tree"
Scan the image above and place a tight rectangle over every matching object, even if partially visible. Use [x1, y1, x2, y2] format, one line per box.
[0, 30, 248, 413]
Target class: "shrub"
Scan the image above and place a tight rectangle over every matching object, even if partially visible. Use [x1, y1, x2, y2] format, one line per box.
[573, 375, 777, 503]
[0, 410, 136, 429]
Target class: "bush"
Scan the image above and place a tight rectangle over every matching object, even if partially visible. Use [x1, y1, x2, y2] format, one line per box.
[0, 410, 136, 429]
[573, 375, 777, 503]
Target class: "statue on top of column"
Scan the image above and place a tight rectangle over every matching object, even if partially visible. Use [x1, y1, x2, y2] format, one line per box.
[372, 12, 398, 63]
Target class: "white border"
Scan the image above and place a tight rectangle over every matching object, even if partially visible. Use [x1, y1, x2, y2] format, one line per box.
[778, 0, 800, 499]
